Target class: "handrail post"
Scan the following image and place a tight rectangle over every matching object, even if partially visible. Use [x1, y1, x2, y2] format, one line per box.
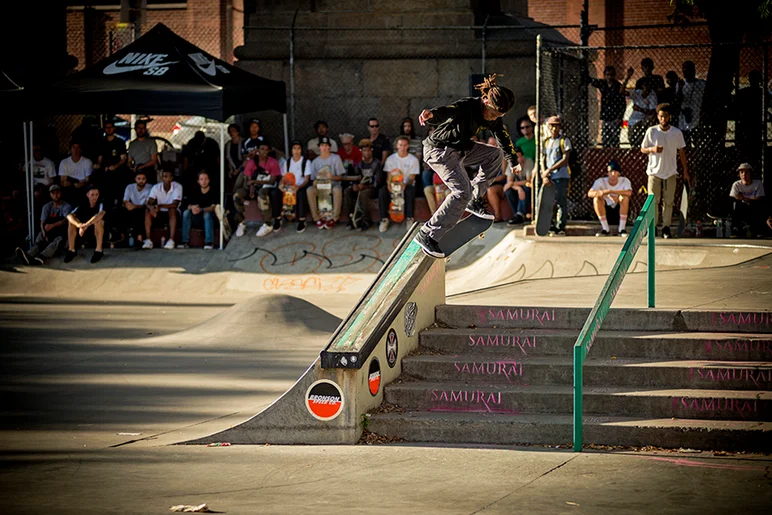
[648, 217, 655, 308]
[573, 345, 583, 452]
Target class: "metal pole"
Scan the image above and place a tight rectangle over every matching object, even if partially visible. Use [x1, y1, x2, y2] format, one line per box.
[283, 113, 289, 159]
[534, 35, 542, 228]
[762, 43, 768, 183]
[29, 121, 34, 243]
[289, 9, 298, 141]
[648, 216, 656, 308]
[23, 122, 31, 244]
[481, 14, 489, 75]
[573, 345, 583, 452]
[219, 123, 225, 250]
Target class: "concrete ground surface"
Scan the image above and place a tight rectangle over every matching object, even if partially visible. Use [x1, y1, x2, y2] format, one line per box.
[1, 228, 771, 514]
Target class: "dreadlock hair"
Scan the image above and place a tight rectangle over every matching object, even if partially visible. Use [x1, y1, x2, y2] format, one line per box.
[474, 73, 515, 114]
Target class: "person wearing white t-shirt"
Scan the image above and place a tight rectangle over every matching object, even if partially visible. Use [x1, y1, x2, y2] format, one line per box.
[588, 159, 633, 237]
[378, 136, 420, 232]
[121, 170, 152, 247]
[284, 140, 313, 233]
[144, 169, 183, 249]
[306, 137, 346, 229]
[59, 142, 93, 203]
[641, 103, 690, 238]
[28, 145, 57, 199]
[729, 163, 768, 237]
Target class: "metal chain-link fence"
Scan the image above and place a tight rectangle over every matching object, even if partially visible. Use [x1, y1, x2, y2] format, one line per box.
[537, 29, 769, 226]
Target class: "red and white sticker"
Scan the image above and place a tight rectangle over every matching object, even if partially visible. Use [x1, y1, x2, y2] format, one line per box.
[305, 380, 344, 421]
[368, 358, 381, 396]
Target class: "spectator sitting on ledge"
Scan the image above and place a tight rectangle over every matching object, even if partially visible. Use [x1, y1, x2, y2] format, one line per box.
[64, 185, 105, 264]
[144, 169, 182, 249]
[15, 184, 72, 266]
[730, 163, 768, 238]
[588, 159, 633, 237]
[178, 170, 216, 249]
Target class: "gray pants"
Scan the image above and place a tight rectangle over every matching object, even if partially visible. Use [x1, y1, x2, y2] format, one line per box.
[421, 142, 503, 241]
[29, 232, 64, 259]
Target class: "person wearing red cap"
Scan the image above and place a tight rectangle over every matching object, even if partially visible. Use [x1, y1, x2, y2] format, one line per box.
[415, 73, 518, 258]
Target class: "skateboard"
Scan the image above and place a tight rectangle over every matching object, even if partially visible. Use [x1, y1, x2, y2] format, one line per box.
[315, 168, 334, 223]
[433, 172, 450, 208]
[437, 215, 493, 257]
[535, 182, 556, 236]
[348, 173, 368, 229]
[280, 172, 297, 221]
[389, 169, 405, 223]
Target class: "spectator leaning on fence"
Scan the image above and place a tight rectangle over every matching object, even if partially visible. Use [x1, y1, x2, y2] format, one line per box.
[15, 184, 72, 266]
[587, 65, 626, 148]
[641, 103, 690, 239]
[588, 159, 633, 237]
[677, 61, 707, 147]
[729, 163, 768, 238]
[120, 170, 152, 248]
[64, 186, 105, 264]
[144, 169, 182, 249]
[541, 116, 571, 236]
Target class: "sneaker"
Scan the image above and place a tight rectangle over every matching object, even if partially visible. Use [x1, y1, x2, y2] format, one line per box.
[325, 220, 335, 229]
[316, 220, 324, 230]
[63, 250, 77, 263]
[406, 217, 415, 226]
[297, 220, 307, 233]
[203, 244, 214, 250]
[272, 219, 282, 232]
[379, 219, 390, 233]
[346, 220, 356, 231]
[90, 251, 103, 264]
[142, 239, 153, 249]
[15, 247, 30, 265]
[662, 226, 671, 239]
[359, 220, 372, 232]
[177, 242, 190, 249]
[235, 222, 246, 238]
[619, 230, 628, 237]
[164, 239, 176, 249]
[256, 223, 273, 237]
[552, 230, 566, 237]
[465, 197, 495, 220]
[415, 230, 445, 258]
[33, 257, 44, 266]
[508, 213, 525, 225]
[596, 230, 610, 237]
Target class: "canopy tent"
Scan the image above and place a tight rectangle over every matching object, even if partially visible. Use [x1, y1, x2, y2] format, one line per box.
[20, 23, 288, 249]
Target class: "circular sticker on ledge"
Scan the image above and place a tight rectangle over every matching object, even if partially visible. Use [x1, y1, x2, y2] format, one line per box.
[368, 358, 381, 396]
[305, 380, 344, 421]
[386, 328, 398, 368]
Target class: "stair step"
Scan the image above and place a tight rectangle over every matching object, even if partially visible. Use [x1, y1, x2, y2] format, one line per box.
[401, 355, 772, 390]
[367, 411, 772, 452]
[384, 382, 772, 421]
[436, 305, 772, 333]
[421, 328, 772, 361]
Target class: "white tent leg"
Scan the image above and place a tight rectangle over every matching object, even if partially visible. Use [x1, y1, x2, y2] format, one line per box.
[219, 123, 225, 250]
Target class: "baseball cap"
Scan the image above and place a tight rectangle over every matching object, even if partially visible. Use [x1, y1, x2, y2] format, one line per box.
[608, 159, 622, 172]
[290, 139, 304, 148]
[249, 118, 261, 126]
[339, 133, 355, 143]
[737, 163, 753, 171]
[49, 184, 60, 192]
[547, 115, 562, 125]
[358, 138, 373, 148]
[318, 136, 332, 146]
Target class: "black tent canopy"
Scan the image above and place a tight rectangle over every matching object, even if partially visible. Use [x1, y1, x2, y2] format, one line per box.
[31, 23, 286, 120]
[20, 23, 287, 249]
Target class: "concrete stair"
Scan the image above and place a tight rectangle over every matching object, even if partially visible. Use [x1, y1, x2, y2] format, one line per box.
[367, 306, 772, 451]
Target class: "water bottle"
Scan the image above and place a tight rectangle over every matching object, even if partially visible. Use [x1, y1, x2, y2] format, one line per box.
[161, 236, 166, 247]
[716, 219, 723, 238]
[128, 231, 135, 248]
[724, 221, 732, 238]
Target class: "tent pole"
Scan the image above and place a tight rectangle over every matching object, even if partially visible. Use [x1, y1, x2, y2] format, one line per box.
[23, 122, 31, 245]
[219, 123, 225, 250]
[283, 113, 289, 159]
[29, 121, 34, 243]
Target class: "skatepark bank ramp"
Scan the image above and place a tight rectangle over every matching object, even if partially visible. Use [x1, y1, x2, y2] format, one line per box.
[186, 224, 445, 444]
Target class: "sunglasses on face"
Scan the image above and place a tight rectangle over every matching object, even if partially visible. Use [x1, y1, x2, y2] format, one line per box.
[369, 124, 379, 128]
[520, 125, 532, 129]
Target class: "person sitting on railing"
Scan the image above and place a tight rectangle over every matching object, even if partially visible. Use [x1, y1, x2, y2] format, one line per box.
[588, 159, 633, 237]
[729, 163, 768, 238]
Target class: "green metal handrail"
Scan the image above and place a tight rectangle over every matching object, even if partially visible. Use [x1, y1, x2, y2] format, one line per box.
[573, 194, 656, 452]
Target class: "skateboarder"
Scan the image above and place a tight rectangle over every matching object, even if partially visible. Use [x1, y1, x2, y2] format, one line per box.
[415, 74, 517, 258]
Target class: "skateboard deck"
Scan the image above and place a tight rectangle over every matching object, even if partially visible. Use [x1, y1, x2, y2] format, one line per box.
[280, 172, 297, 221]
[433, 172, 450, 208]
[437, 215, 493, 257]
[535, 182, 556, 236]
[388, 169, 405, 223]
[316, 169, 334, 222]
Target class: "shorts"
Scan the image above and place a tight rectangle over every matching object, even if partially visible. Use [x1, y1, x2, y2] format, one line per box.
[605, 203, 620, 225]
[152, 210, 176, 228]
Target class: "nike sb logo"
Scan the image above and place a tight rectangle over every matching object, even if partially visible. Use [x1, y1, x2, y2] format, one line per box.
[103, 52, 178, 75]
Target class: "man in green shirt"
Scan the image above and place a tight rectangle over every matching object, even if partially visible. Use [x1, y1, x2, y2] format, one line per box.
[515, 118, 535, 161]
